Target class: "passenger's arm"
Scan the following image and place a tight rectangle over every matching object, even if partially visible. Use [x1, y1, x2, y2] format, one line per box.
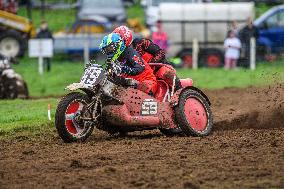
[122, 51, 145, 76]
[143, 39, 166, 63]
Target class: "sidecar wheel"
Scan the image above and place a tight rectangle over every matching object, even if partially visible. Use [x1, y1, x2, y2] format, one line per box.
[175, 89, 213, 136]
[55, 92, 94, 143]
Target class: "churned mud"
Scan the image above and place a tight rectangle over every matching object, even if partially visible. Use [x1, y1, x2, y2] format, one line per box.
[0, 84, 283, 189]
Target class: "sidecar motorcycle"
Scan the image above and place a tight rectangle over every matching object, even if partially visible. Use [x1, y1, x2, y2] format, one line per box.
[55, 62, 213, 142]
[0, 55, 29, 99]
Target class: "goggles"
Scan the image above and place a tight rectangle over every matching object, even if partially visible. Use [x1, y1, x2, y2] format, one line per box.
[102, 42, 117, 56]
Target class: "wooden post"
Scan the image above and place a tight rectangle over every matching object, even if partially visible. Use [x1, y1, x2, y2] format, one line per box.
[38, 40, 43, 75]
[192, 38, 199, 69]
[83, 34, 90, 66]
[38, 56, 43, 75]
[250, 37, 256, 70]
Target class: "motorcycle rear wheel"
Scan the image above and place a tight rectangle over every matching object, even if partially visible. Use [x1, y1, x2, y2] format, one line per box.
[175, 89, 213, 136]
[55, 92, 94, 142]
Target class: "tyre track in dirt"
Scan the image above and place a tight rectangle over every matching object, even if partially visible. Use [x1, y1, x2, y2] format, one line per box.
[0, 84, 283, 189]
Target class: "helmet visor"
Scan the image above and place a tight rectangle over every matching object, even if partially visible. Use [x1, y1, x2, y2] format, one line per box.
[102, 42, 116, 56]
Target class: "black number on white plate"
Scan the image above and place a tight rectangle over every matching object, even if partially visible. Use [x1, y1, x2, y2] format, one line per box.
[81, 66, 102, 87]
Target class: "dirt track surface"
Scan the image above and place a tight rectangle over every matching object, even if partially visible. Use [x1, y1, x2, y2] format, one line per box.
[1, 84, 284, 189]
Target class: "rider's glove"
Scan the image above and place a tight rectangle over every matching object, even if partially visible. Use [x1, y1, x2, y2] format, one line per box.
[112, 63, 122, 75]
[120, 66, 132, 75]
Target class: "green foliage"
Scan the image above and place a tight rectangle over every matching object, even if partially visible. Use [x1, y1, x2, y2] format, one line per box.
[255, 4, 274, 18]
[127, 3, 145, 24]
[17, 7, 76, 32]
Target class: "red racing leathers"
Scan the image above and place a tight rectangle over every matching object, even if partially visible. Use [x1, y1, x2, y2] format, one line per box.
[117, 46, 157, 95]
[132, 38, 181, 89]
[132, 38, 166, 63]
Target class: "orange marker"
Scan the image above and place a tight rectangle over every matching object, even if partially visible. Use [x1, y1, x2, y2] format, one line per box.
[48, 104, 51, 121]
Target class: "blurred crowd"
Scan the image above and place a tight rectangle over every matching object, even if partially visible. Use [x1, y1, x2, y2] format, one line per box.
[224, 17, 259, 70]
[148, 17, 260, 70]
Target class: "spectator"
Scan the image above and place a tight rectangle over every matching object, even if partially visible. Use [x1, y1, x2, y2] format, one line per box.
[36, 20, 53, 72]
[230, 20, 239, 37]
[151, 20, 168, 51]
[239, 17, 259, 67]
[224, 30, 241, 70]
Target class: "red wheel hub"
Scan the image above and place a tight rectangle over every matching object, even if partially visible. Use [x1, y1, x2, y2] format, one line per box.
[207, 55, 220, 67]
[65, 101, 84, 135]
[183, 55, 193, 67]
[184, 97, 208, 132]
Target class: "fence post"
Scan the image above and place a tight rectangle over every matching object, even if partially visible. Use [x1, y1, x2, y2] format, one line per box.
[38, 39, 43, 75]
[83, 34, 90, 66]
[192, 38, 199, 69]
[250, 37, 256, 70]
[38, 56, 44, 75]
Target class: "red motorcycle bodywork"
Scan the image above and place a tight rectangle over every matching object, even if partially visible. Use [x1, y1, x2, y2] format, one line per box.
[102, 63, 193, 131]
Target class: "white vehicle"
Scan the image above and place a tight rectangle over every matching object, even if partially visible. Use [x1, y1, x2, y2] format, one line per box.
[141, 0, 202, 31]
[159, 2, 254, 67]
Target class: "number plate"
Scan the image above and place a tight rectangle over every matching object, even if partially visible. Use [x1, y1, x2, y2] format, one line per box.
[80, 65, 103, 88]
[141, 99, 158, 115]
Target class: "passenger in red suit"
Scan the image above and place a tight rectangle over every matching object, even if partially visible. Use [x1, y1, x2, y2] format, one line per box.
[113, 26, 182, 90]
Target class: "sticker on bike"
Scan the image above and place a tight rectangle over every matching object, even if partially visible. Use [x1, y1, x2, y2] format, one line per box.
[141, 99, 158, 115]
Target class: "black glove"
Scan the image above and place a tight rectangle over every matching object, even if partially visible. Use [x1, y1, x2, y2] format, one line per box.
[111, 63, 122, 75]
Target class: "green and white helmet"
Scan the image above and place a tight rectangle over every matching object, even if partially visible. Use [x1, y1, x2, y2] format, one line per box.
[99, 33, 126, 62]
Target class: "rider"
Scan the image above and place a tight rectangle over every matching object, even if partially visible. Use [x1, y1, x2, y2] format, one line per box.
[111, 27, 182, 134]
[113, 26, 182, 90]
[99, 33, 157, 95]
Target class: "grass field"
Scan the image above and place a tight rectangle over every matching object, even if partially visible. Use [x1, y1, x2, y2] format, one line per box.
[13, 57, 284, 97]
[0, 98, 57, 136]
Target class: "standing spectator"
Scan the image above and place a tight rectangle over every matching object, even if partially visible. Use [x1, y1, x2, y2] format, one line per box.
[239, 17, 259, 67]
[224, 30, 241, 70]
[36, 20, 53, 72]
[230, 20, 239, 37]
[151, 20, 168, 51]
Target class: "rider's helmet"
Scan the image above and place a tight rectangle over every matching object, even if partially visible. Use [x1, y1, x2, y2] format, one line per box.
[99, 33, 126, 62]
[113, 26, 133, 47]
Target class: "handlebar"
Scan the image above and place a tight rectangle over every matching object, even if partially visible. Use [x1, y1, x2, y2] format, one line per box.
[105, 61, 138, 88]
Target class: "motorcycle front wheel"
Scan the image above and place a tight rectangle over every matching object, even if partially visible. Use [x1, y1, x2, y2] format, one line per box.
[55, 92, 94, 142]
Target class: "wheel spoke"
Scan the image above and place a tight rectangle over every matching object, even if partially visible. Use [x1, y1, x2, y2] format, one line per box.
[74, 124, 83, 135]
[65, 113, 75, 120]
[64, 101, 86, 136]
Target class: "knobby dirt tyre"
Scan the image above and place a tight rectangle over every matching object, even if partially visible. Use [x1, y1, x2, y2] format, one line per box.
[55, 92, 94, 143]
